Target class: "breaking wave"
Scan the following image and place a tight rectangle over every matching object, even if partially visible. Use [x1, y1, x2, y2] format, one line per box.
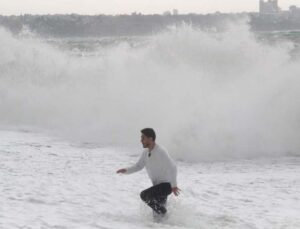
[1, 21, 300, 161]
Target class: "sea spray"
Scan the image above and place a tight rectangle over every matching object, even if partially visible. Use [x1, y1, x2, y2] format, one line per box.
[0, 22, 300, 161]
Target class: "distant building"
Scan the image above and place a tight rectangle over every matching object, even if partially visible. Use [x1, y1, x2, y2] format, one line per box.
[289, 5, 300, 14]
[163, 11, 172, 16]
[131, 12, 142, 16]
[259, 0, 280, 14]
[173, 9, 179, 15]
[287, 5, 300, 19]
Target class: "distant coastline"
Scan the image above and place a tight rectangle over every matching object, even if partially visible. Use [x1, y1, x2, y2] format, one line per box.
[1, 13, 300, 37]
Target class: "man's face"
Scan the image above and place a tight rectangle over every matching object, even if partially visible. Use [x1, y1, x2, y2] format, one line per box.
[141, 134, 152, 148]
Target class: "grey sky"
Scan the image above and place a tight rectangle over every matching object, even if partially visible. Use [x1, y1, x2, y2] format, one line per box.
[1, 0, 299, 15]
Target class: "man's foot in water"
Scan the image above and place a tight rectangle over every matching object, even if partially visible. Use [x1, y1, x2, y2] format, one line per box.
[153, 209, 168, 222]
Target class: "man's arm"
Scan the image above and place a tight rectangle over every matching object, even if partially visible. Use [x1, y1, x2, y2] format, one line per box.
[168, 160, 181, 195]
[169, 162, 177, 189]
[117, 152, 146, 174]
[161, 149, 181, 196]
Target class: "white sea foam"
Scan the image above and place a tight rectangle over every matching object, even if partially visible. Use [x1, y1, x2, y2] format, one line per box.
[0, 21, 300, 161]
[0, 130, 299, 228]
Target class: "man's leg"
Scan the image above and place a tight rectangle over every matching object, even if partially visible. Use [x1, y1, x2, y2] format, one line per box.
[152, 196, 168, 218]
[140, 182, 172, 215]
[156, 196, 167, 207]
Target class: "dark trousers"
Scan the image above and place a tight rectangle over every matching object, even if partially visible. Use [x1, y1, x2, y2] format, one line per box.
[140, 182, 172, 215]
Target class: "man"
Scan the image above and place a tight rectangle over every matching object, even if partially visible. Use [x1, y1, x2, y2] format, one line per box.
[117, 128, 180, 217]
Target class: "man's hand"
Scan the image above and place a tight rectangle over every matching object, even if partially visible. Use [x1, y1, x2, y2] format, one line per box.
[172, 187, 181, 196]
[116, 168, 127, 174]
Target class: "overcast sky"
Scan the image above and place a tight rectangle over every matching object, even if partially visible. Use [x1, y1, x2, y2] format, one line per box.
[1, 0, 300, 15]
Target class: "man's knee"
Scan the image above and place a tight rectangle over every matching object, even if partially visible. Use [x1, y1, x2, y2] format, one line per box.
[140, 190, 147, 201]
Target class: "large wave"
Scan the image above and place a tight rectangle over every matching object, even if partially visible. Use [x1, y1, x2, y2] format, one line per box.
[1, 21, 300, 161]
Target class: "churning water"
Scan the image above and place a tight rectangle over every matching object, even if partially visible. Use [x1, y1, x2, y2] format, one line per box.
[1, 21, 300, 162]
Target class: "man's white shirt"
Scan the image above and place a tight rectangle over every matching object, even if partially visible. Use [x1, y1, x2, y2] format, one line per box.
[125, 144, 177, 188]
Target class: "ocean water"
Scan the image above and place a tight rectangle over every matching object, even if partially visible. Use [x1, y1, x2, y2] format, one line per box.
[0, 21, 300, 228]
[1, 130, 299, 229]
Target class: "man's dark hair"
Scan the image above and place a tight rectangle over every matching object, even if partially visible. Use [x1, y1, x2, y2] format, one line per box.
[141, 128, 156, 141]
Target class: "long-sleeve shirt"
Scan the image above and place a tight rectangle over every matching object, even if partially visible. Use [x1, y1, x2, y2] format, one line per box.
[125, 144, 178, 188]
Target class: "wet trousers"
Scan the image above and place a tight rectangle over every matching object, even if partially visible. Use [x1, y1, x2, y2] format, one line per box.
[140, 182, 172, 214]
